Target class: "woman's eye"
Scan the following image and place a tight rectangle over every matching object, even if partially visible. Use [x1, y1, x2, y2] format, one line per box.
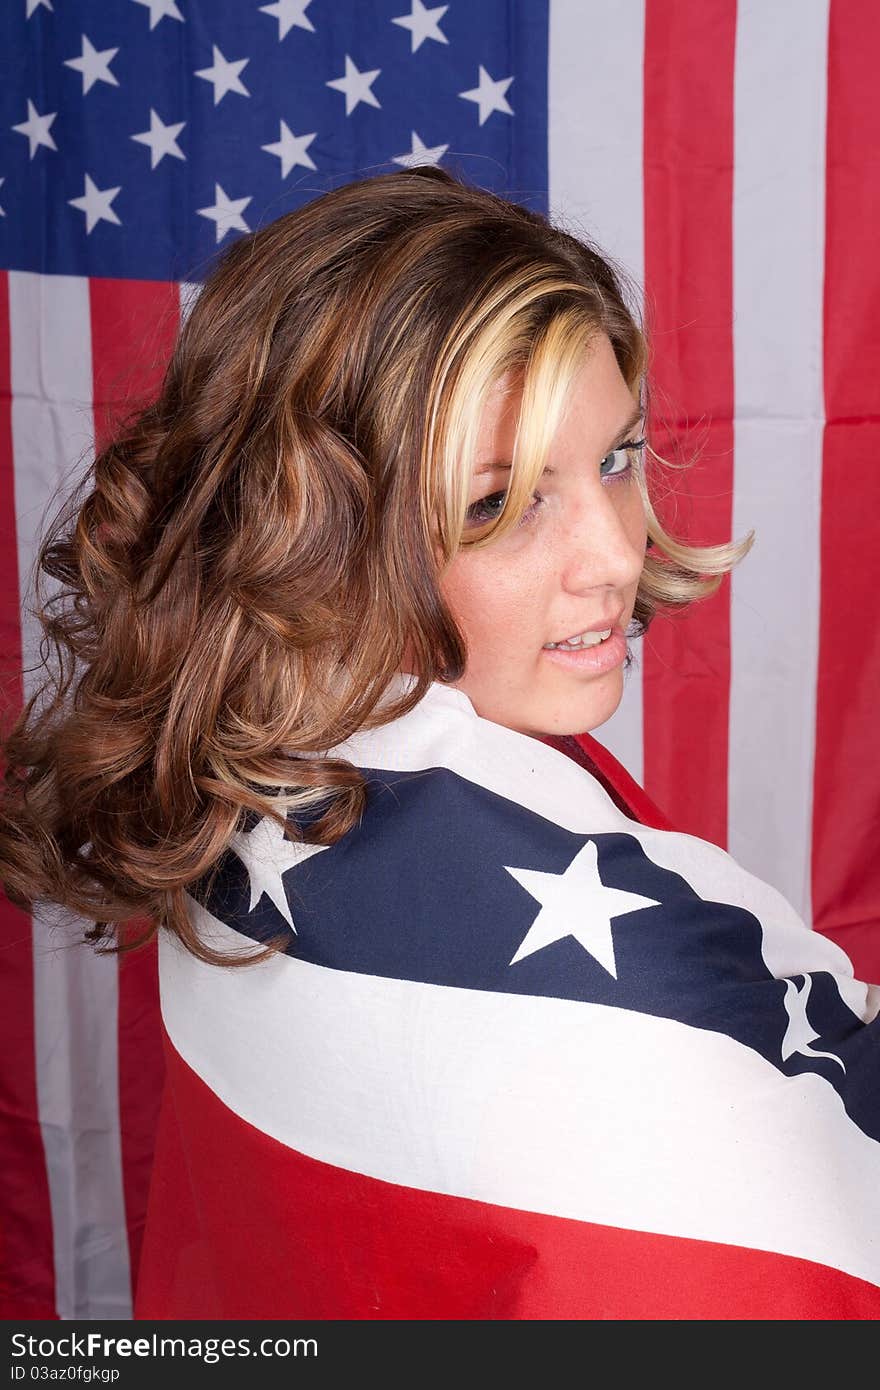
[600, 437, 646, 480]
[464, 490, 541, 528]
[466, 491, 504, 525]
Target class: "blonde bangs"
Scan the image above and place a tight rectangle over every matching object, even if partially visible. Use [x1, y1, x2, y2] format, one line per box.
[469, 309, 608, 549]
[430, 283, 626, 558]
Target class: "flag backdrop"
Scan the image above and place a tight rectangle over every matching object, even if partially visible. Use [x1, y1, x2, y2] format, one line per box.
[0, 0, 878, 1320]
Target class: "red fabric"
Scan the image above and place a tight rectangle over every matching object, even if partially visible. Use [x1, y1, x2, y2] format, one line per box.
[642, 0, 737, 849]
[117, 928, 166, 1306]
[135, 1030, 880, 1321]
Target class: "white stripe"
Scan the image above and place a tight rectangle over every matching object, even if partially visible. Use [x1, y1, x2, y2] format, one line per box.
[178, 280, 202, 325]
[547, 0, 645, 300]
[162, 901, 880, 1289]
[9, 271, 132, 1320]
[547, 0, 647, 784]
[729, 1, 830, 923]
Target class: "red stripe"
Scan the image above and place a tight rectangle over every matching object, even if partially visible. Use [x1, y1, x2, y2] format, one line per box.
[116, 931, 165, 1310]
[815, 4, 880, 983]
[0, 272, 58, 1318]
[135, 1034, 880, 1320]
[88, 277, 179, 1301]
[641, 1, 737, 851]
[89, 277, 180, 455]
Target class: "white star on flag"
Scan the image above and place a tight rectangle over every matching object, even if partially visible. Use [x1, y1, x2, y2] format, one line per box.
[393, 131, 449, 167]
[131, 109, 186, 169]
[26, 0, 53, 17]
[230, 815, 329, 929]
[259, 0, 315, 41]
[0, 179, 5, 217]
[261, 121, 317, 178]
[63, 35, 120, 95]
[12, 99, 57, 159]
[505, 839, 660, 975]
[197, 183, 252, 243]
[459, 64, 514, 125]
[392, 1, 449, 53]
[131, 0, 184, 29]
[194, 45, 250, 106]
[326, 55, 381, 116]
[68, 174, 122, 234]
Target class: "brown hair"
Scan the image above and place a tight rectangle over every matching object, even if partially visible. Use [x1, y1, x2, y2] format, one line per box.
[0, 166, 753, 966]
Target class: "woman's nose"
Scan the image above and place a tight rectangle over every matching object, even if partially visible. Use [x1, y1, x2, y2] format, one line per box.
[557, 486, 644, 593]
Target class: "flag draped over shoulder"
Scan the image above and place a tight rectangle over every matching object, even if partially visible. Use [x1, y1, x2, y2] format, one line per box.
[135, 676, 880, 1321]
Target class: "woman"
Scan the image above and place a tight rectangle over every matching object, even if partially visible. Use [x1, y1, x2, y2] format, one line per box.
[1, 167, 877, 1320]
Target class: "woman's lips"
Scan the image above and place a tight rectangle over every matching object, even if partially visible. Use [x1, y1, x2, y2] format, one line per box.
[540, 623, 627, 675]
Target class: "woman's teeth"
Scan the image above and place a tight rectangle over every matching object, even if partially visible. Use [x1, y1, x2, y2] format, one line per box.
[543, 628, 612, 650]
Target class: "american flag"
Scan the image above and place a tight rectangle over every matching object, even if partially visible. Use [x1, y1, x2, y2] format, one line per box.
[1, 0, 878, 1320]
[136, 675, 880, 1318]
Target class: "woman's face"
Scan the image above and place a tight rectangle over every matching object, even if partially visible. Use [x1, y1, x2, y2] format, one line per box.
[437, 333, 648, 738]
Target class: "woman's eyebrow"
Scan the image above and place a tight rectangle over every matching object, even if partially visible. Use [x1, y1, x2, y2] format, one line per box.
[474, 402, 645, 476]
[615, 401, 645, 443]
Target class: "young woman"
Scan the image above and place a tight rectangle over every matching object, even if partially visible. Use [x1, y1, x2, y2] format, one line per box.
[1, 167, 877, 1320]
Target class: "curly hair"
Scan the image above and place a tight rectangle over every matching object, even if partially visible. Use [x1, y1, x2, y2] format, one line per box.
[0, 165, 754, 967]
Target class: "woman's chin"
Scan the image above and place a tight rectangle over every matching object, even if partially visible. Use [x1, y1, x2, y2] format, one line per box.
[529, 668, 625, 737]
[472, 679, 624, 740]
